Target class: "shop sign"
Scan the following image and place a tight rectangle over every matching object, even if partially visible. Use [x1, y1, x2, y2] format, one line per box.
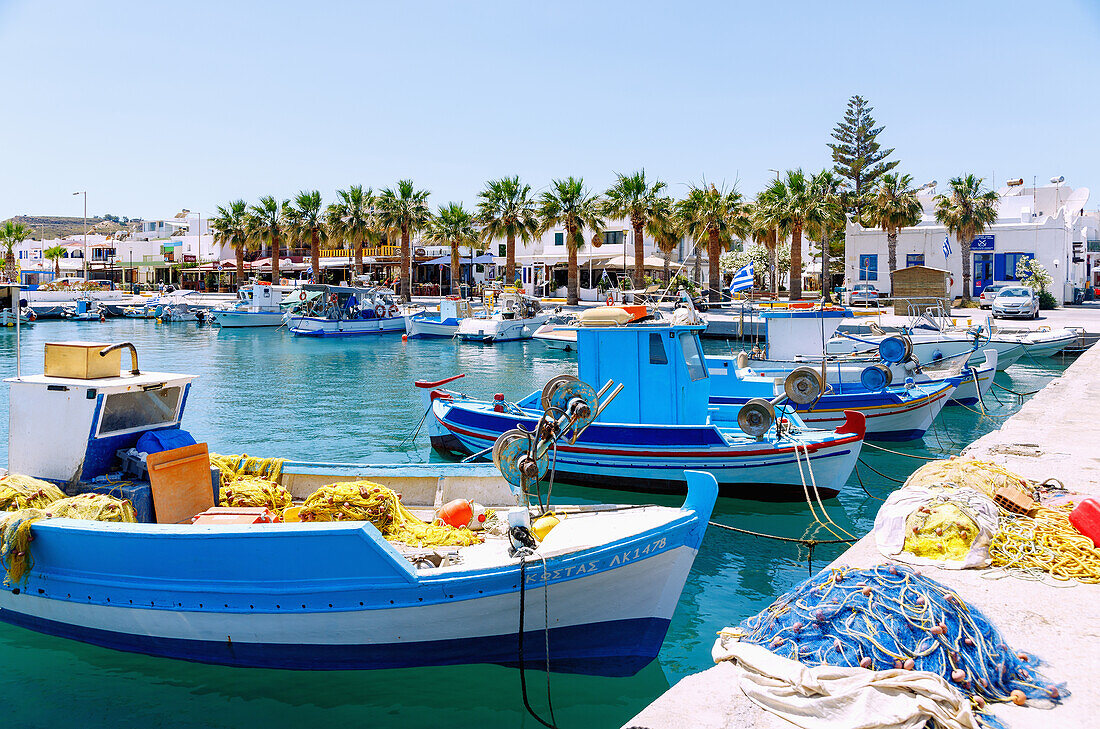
[971, 235, 995, 251]
[1087, 240, 1100, 253]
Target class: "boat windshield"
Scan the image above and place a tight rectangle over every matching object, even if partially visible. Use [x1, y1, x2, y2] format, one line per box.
[97, 386, 183, 436]
[678, 331, 708, 381]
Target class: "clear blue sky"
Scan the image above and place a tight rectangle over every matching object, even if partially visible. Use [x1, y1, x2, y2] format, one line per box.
[2, 0, 1098, 222]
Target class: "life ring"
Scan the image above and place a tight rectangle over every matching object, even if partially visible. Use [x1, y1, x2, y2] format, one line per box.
[388, 304, 400, 318]
[375, 304, 387, 317]
[947, 275, 955, 287]
[328, 293, 338, 305]
[606, 294, 614, 306]
[299, 290, 307, 301]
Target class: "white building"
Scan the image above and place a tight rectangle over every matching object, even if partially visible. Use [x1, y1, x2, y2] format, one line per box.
[844, 181, 1095, 303]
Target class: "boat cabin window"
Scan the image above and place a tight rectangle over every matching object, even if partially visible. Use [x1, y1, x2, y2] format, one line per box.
[97, 386, 183, 436]
[678, 331, 708, 381]
[649, 333, 668, 365]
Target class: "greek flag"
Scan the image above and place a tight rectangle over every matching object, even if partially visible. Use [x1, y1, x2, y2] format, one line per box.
[729, 262, 754, 293]
[942, 234, 952, 259]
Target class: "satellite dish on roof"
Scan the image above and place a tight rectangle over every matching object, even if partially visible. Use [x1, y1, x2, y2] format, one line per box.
[1065, 188, 1089, 216]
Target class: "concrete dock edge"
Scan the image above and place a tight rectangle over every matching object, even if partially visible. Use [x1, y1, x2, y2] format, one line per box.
[627, 345, 1100, 729]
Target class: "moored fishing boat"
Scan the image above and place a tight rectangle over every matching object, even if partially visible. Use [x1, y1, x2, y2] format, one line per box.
[210, 282, 299, 328]
[0, 341, 713, 676]
[424, 323, 865, 496]
[532, 305, 664, 351]
[404, 295, 476, 338]
[287, 285, 406, 337]
[455, 289, 545, 343]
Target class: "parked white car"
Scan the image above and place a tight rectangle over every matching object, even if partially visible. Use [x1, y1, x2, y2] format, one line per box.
[848, 283, 880, 307]
[992, 286, 1039, 319]
[978, 284, 1008, 309]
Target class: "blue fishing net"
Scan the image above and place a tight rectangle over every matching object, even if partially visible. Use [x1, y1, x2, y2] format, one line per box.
[737, 565, 1066, 722]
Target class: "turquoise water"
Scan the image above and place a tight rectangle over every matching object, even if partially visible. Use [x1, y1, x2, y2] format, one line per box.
[0, 320, 1069, 728]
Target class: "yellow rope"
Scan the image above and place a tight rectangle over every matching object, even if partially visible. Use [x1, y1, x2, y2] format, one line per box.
[0, 475, 65, 511]
[0, 509, 47, 586]
[220, 476, 292, 511]
[209, 454, 285, 483]
[49, 493, 137, 523]
[299, 481, 482, 548]
[992, 505, 1100, 584]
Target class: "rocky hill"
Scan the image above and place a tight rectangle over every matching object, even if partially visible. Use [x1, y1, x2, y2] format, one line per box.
[3, 215, 134, 240]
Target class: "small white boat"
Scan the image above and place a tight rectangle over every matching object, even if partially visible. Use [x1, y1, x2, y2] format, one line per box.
[533, 305, 669, 351]
[211, 283, 299, 328]
[456, 290, 545, 343]
[61, 297, 106, 321]
[987, 326, 1079, 359]
[405, 296, 477, 338]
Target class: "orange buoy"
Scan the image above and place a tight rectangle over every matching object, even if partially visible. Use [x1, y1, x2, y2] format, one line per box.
[1010, 690, 1027, 706]
[437, 499, 473, 529]
[402, 334, 408, 341]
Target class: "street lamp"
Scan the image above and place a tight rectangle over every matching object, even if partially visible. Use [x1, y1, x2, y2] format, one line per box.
[72, 191, 87, 279]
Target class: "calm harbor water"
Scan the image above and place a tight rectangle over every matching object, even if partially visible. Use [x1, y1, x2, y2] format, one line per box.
[0, 319, 1069, 728]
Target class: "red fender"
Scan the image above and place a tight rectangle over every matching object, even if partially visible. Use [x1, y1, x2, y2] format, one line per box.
[835, 410, 866, 438]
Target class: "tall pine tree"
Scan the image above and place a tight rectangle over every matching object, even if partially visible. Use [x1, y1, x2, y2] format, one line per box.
[828, 95, 899, 219]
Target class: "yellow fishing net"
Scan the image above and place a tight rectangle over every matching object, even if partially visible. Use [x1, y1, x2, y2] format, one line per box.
[49, 494, 137, 523]
[0, 509, 48, 585]
[220, 476, 293, 511]
[299, 481, 482, 547]
[992, 505, 1100, 584]
[0, 475, 65, 510]
[902, 458, 1034, 499]
[902, 502, 980, 562]
[210, 454, 285, 483]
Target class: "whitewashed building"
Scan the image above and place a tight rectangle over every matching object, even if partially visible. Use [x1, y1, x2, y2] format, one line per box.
[844, 181, 1096, 303]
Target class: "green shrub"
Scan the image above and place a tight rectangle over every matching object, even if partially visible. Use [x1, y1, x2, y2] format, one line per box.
[1038, 290, 1058, 310]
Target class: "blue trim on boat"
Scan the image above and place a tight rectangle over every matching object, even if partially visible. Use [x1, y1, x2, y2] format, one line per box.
[0, 609, 668, 676]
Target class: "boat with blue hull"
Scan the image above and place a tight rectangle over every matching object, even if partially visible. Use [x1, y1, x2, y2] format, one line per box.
[210, 283, 299, 328]
[704, 362, 956, 441]
[287, 285, 406, 337]
[0, 341, 715, 676]
[404, 296, 476, 338]
[423, 323, 866, 497]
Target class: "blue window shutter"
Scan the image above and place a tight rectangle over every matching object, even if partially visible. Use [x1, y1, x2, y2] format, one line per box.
[993, 253, 1005, 281]
[868, 254, 878, 281]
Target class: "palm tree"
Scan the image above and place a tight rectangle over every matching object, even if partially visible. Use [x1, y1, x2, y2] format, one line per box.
[325, 185, 377, 279]
[247, 196, 287, 283]
[742, 201, 777, 295]
[756, 170, 819, 301]
[864, 172, 923, 280]
[425, 203, 479, 295]
[676, 182, 744, 302]
[1, 221, 31, 283]
[286, 190, 327, 283]
[209, 200, 252, 287]
[538, 177, 605, 306]
[476, 176, 539, 284]
[44, 244, 66, 278]
[377, 180, 431, 302]
[935, 175, 999, 304]
[601, 170, 667, 288]
[807, 170, 846, 302]
[646, 196, 681, 284]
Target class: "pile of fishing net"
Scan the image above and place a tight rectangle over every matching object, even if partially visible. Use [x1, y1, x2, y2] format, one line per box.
[0, 475, 65, 510]
[883, 458, 1100, 582]
[726, 565, 1065, 719]
[902, 458, 1035, 500]
[210, 454, 285, 483]
[220, 476, 292, 512]
[0, 494, 136, 586]
[298, 481, 482, 548]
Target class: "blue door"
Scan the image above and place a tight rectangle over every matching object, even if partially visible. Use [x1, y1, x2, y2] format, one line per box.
[973, 254, 993, 296]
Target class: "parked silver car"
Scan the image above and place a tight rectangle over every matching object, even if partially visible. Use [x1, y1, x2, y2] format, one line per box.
[978, 284, 1007, 309]
[848, 283, 880, 307]
[992, 286, 1039, 319]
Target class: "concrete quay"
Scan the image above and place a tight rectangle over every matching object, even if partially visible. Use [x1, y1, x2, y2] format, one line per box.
[627, 341, 1100, 729]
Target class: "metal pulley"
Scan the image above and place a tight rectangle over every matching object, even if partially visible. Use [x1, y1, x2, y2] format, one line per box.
[783, 367, 823, 405]
[860, 363, 893, 391]
[492, 428, 549, 488]
[878, 335, 913, 364]
[737, 397, 776, 440]
[541, 375, 599, 434]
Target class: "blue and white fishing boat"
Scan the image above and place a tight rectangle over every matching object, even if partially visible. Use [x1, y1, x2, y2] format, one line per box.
[0, 285, 35, 327]
[287, 285, 407, 337]
[424, 323, 865, 497]
[404, 295, 476, 338]
[210, 282, 299, 328]
[0, 341, 715, 676]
